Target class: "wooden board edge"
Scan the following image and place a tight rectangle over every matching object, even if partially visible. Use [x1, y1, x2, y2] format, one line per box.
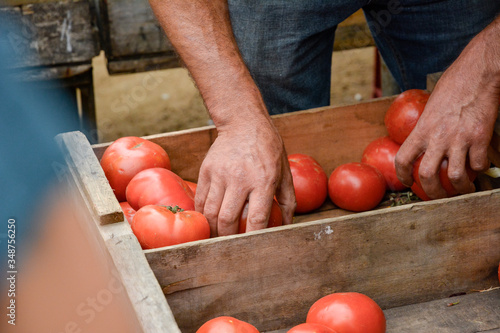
[56, 131, 123, 225]
[63, 161, 182, 333]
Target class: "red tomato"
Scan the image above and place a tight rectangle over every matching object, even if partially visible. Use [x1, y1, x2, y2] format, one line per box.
[196, 316, 259, 333]
[288, 154, 328, 213]
[287, 323, 338, 333]
[119, 202, 136, 226]
[384, 89, 430, 144]
[131, 205, 210, 249]
[126, 168, 195, 211]
[185, 180, 198, 196]
[328, 163, 386, 212]
[361, 136, 407, 191]
[239, 199, 282, 233]
[306, 292, 386, 333]
[100, 136, 171, 202]
[411, 155, 477, 201]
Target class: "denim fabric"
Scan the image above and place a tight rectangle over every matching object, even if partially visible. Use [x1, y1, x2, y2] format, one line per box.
[228, 0, 500, 114]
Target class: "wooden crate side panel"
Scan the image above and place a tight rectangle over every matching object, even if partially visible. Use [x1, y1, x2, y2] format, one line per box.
[56, 131, 123, 225]
[0, 1, 99, 68]
[274, 97, 392, 175]
[145, 190, 500, 332]
[93, 98, 394, 181]
[60, 131, 181, 333]
[106, 0, 173, 58]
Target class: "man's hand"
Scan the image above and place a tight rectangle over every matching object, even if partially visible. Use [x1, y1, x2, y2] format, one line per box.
[196, 119, 296, 236]
[149, 0, 296, 235]
[395, 16, 500, 199]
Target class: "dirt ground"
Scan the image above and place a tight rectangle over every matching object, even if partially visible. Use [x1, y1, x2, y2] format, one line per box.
[93, 47, 376, 143]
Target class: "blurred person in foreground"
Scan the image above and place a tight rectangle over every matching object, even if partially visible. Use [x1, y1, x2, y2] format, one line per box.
[148, 1, 500, 236]
[0, 17, 140, 332]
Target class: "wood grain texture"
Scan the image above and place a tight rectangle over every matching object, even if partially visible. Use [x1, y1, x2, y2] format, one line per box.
[93, 97, 394, 181]
[56, 131, 123, 225]
[0, 0, 99, 68]
[105, 0, 173, 59]
[145, 189, 500, 332]
[385, 288, 500, 332]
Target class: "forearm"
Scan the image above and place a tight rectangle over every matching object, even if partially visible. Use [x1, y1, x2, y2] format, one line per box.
[149, 0, 270, 130]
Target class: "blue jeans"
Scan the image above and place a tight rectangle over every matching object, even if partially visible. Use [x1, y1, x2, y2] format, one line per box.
[228, 0, 500, 114]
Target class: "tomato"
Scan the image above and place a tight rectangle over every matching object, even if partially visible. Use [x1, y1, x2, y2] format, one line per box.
[411, 155, 477, 201]
[361, 136, 407, 191]
[288, 154, 328, 213]
[119, 202, 136, 226]
[196, 316, 259, 333]
[287, 323, 338, 333]
[126, 168, 195, 211]
[306, 292, 386, 333]
[100, 136, 171, 202]
[384, 89, 430, 144]
[239, 199, 282, 233]
[185, 180, 198, 195]
[328, 163, 386, 212]
[131, 205, 210, 249]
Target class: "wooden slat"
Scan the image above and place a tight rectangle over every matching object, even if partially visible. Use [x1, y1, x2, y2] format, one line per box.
[93, 97, 394, 181]
[107, 53, 181, 75]
[0, 1, 99, 68]
[385, 288, 500, 332]
[62, 142, 181, 333]
[56, 131, 123, 225]
[144, 189, 500, 332]
[105, 0, 173, 59]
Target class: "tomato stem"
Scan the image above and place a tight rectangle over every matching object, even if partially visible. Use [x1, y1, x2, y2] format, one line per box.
[163, 205, 184, 213]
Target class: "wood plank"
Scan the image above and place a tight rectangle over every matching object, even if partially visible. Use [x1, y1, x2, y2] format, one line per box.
[56, 131, 123, 225]
[385, 288, 500, 332]
[107, 53, 181, 75]
[9, 63, 92, 81]
[61, 136, 181, 333]
[144, 189, 500, 332]
[0, 1, 99, 68]
[93, 97, 394, 181]
[105, 0, 173, 59]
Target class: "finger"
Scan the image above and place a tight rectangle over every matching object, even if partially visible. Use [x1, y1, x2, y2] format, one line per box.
[216, 187, 249, 236]
[469, 143, 490, 172]
[275, 157, 296, 225]
[395, 133, 426, 187]
[202, 183, 225, 237]
[418, 150, 448, 199]
[245, 189, 274, 233]
[447, 146, 475, 194]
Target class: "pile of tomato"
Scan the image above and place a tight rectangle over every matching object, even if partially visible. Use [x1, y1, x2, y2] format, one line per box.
[100, 136, 282, 250]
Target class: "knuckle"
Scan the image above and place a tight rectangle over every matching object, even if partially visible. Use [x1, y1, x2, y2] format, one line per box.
[247, 212, 268, 228]
[447, 169, 465, 184]
[202, 206, 219, 222]
[418, 167, 435, 182]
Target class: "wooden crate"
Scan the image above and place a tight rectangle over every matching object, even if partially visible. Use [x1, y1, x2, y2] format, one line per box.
[57, 97, 500, 333]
